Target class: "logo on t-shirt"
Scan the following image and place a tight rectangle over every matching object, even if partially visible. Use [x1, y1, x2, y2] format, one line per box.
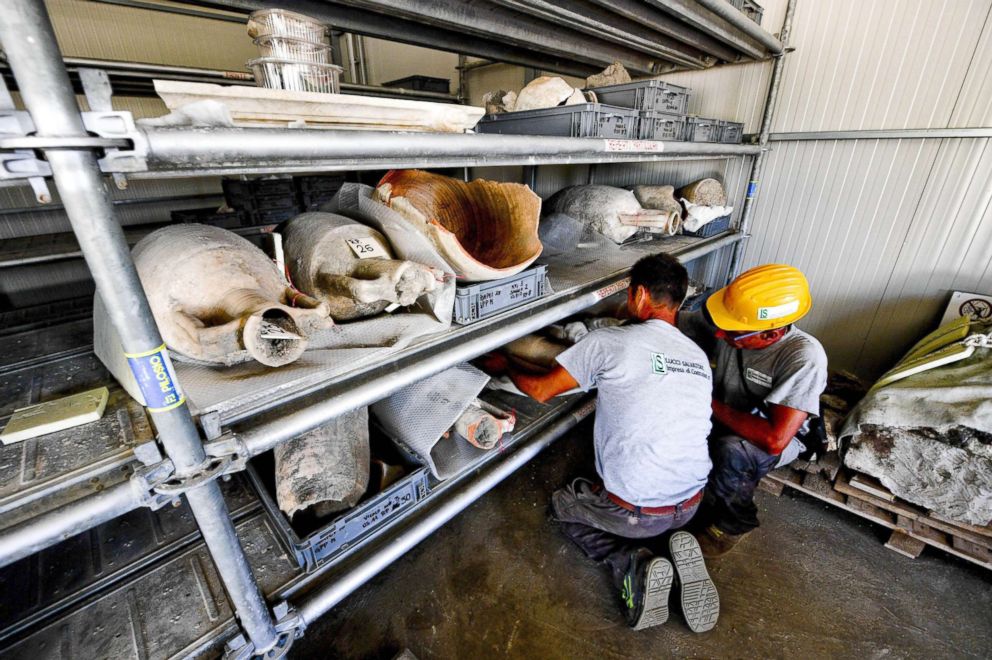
[745, 367, 773, 388]
[651, 353, 668, 375]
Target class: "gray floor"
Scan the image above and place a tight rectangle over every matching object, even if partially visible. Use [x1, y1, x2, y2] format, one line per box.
[294, 422, 992, 659]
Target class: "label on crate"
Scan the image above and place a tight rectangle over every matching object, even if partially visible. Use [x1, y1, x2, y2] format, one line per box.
[125, 344, 186, 412]
[604, 139, 664, 152]
[345, 236, 389, 259]
[595, 277, 631, 300]
[478, 279, 536, 316]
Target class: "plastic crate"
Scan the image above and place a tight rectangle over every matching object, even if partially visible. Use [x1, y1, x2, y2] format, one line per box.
[684, 214, 732, 238]
[382, 75, 450, 94]
[245, 461, 432, 572]
[685, 117, 721, 142]
[170, 207, 245, 229]
[453, 264, 550, 324]
[294, 174, 345, 193]
[588, 79, 690, 115]
[475, 103, 638, 139]
[718, 120, 745, 144]
[637, 111, 687, 140]
[222, 178, 297, 212]
[248, 207, 299, 224]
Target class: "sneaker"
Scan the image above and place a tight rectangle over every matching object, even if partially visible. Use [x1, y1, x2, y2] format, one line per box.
[669, 531, 720, 633]
[620, 548, 673, 631]
[695, 525, 748, 559]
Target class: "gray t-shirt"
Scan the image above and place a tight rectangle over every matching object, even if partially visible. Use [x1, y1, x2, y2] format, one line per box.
[556, 319, 713, 507]
[678, 311, 828, 430]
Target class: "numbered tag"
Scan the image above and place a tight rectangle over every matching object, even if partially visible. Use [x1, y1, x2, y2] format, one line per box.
[345, 236, 389, 259]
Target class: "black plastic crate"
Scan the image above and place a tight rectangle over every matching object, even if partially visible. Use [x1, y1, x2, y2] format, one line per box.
[248, 207, 299, 224]
[294, 174, 345, 193]
[637, 111, 687, 140]
[476, 103, 638, 139]
[718, 120, 745, 144]
[685, 117, 721, 142]
[589, 79, 690, 115]
[382, 75, 450, 94]
[684, 214, 732, 238]
[170, 206, 245, 229]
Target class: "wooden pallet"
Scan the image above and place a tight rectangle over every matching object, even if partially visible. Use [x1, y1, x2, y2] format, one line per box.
[759, 466, 992, 570]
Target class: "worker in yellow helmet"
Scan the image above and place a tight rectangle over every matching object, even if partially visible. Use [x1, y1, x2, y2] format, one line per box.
[678, 264, 827, 557]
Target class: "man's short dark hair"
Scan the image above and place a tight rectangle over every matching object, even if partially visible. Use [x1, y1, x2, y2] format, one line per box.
[629, 253, 688, 307]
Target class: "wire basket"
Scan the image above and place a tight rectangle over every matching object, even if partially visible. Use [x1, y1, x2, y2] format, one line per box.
[253, 36, 333, 64]
[247, 8, 328, 44]
[249, 57, 342, 94]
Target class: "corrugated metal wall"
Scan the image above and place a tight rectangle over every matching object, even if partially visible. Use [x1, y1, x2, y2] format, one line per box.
[651, 0, 992, 378]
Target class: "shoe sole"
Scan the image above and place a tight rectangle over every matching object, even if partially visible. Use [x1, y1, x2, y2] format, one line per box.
[631, 557, 673, 631]
[669, 531, 720, 633]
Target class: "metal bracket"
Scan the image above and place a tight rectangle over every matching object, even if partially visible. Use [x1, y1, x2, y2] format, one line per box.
[80, 110, 148, 177]
[204, 432, 251, 474]
[129, 459, 177, 511]
[224, 602, 304, 660]
[0, 107, 53, 202]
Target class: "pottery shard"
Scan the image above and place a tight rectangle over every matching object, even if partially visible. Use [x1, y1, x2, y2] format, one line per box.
[514, 76, 576, 111]
[454, 399, 516, 450]
[282, 212, 443, 321]
[275, 407, 371, 518]
[504, 334, 569, 373]
[586, 61, 632, 88]
[632, 185, 682, 216]
[483, 89, 517, 114]
[373, 169, 542, 282]
[545, 185, 679, 244]
[122, 223, 331, 367]
[677, 178, 727, 207]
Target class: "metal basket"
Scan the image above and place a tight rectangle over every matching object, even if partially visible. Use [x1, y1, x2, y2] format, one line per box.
[246, 8, 328, 44]
[253, 35, 333, 64]
[249, 57, 342, 94]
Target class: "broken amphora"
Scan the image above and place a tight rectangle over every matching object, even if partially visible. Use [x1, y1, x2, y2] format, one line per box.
[275, 407, 370, 518]
[282, 212, 444, 321]
[545, 185, 681, 244]
[454, 399, 516, 450]
[115, 223, 331, 367]
[374, 170, 543, 282]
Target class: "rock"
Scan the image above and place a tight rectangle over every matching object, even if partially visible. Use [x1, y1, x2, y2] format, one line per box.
[514, 76, 576, 111]
[586, 61, 632, 88]
[282, 211, 443, 321]
[275, 407, 371, 518]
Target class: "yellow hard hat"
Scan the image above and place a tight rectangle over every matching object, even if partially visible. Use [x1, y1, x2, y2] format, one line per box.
[706, 264, 812, 331]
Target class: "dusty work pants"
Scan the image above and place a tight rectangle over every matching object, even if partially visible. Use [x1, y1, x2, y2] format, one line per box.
[551, 478, 699, 586]
[705, 434, 803, 535]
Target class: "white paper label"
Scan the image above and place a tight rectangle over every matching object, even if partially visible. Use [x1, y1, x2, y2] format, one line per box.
[595, 277, 631, 300]
[757, 300, 800, 321]
[604, 139, 665, 153]
[345, 236, 389, 259]
[745, 368, 773, 388]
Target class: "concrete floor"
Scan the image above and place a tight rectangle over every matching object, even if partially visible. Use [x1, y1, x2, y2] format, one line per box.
[294, 421, 992, 659]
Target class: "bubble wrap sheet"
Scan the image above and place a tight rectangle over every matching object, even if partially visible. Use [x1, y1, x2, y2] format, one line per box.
[370, 363, 490, 480]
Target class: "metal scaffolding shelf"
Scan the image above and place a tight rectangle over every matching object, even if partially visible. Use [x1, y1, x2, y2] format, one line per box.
[0, 0, 795, 654]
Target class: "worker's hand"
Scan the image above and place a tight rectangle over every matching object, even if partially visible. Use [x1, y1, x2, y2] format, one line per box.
[476, 351, 509, 375]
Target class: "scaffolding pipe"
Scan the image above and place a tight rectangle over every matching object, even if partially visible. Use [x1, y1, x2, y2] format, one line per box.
[0, 1, 280, 653]
[695, 0, 785, 54]
[292, 395, 596, 623]
[727, 0, 795, 280]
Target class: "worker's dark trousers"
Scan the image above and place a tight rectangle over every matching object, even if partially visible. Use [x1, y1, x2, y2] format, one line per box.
[551, 478, 699, 587]
[705, 435, 782, 535]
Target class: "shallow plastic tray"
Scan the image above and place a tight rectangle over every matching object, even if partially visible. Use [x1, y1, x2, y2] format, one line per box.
[249, 57, 342, 94]
[247, 8, 328, 43]
[637, 110, 687, 140]
[453, 264, 550, 324]
[589, 79, 690, 114]
[685, 117, 721, 142]
[475, 103, 638, 139]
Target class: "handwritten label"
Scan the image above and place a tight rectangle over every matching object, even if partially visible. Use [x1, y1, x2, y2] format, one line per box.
[595, 277, 631, 300]
[345, 236, 389, 259]
[604, 139, 665, 153]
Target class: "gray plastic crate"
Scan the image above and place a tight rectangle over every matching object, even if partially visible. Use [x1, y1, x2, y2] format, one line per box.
[454, 264, 550, 324]
[476, 103, 638, 138]
[637, 111, 687, 140]
[246, 461, 432, 572]
[589, 79, 690, 115]
[719, 120, 745, 144]
[685, 117, 722, 143]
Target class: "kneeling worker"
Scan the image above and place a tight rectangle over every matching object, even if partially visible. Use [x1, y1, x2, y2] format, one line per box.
[506, 254, 719, 633]
[679, 264, 827, 557]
